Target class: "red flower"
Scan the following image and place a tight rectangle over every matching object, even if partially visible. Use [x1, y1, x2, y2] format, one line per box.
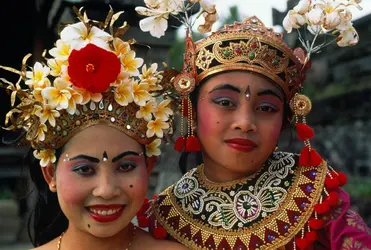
[68, 43, 121, 93]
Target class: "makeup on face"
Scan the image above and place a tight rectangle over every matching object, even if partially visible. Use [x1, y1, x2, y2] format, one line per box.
[65, 151, 143, 164]
[208, 84, 241, 107]
[245, 86, 251, 100]
[86, 204, 126, 223]
[208, 83, 283, 110]
[65, 151, 144, 176]
[102, 151, 108, 162]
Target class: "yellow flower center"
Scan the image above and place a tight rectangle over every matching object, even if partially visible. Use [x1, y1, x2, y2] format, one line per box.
[34, 71, 44, 81]
[324, 6, 335, 13]
[61, 44, 70, 56]
[86, 63, 95, 73]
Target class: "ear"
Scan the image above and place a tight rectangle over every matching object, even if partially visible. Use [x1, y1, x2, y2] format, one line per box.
[146, 156, 157, 176]
[41, 163, 57, 192]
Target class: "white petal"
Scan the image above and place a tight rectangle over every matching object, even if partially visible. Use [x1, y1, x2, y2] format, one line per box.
[146, 129, 155, 138]
[60, 22, 87, 42]
[139, 16, 168, 38]
[324, 12, 341, 30]
[90, 39, 111, 51]
[40, 158, 49, 167]
[90, 26, 111, 40]
[155, 129, 164, 138]
[294, 0, 311, 14]
[306, 8, 324, 25]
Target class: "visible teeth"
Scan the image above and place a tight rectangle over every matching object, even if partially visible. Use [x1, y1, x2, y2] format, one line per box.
[89, 208, 121, 216]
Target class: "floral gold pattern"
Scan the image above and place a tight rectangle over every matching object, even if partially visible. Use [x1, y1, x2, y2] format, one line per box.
[345, 210, 371, 235]
[290, 94, 312, 117]
[194, 17, 305, 100]
[341, 237, 371, 250]
[152, 152, 327, 249]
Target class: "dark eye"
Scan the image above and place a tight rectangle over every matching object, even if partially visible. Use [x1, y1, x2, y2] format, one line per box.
[72, 165, 95, 175]
[213, 98, 235, 107]
[257, 105, 277, 112]
[118, 162, 137, 172]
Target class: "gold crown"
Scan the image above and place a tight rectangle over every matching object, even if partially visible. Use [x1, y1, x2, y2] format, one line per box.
[194, 16, 305, 100]
[25, 93, 151, 150]
[1, 8, 174, 166]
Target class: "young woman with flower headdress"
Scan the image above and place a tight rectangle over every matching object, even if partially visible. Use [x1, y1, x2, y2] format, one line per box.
[0, 7, 188, 250]
[135, 0, 371, 249]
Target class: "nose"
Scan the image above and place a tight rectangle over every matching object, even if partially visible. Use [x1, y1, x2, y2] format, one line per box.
[92, 172, 121, 200]
[231, 104, 257, 133]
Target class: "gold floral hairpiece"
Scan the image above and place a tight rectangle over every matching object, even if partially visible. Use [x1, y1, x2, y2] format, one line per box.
[1, 7, 174, 167]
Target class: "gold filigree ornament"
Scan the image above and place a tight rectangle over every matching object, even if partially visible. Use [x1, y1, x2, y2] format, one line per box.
[0, 7, 175, 167]
[194, 16, 306, 101]
[173, 73, 196, 96]
[290, 94, 312, 117]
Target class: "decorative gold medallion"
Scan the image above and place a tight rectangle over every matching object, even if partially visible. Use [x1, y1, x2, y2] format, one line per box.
[290, 94, 312, 116]
[173, 73, 196, 96]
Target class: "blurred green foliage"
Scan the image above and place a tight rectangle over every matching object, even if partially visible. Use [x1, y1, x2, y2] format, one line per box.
[343, 176, 371, 198]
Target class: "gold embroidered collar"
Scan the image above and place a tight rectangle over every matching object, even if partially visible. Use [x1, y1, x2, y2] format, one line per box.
[152, 152, 327, 249]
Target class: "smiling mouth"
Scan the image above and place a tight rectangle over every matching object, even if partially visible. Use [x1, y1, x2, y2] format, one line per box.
[86, 205, 126, 222]
[87, 207, 123, 216]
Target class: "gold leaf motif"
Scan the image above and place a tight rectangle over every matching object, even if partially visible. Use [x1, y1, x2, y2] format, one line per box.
[103, 6, 114, 30]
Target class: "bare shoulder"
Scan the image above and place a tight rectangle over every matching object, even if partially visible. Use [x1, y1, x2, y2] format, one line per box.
[133, 228, 189, 250]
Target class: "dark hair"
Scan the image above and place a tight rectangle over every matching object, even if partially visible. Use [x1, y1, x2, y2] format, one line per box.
[178, 71, 292, 174]
[27, 148, 68, 247]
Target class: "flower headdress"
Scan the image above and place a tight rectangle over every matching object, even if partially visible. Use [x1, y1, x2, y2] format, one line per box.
[136, 0, 219, 153]
[1, 7, 174, 167]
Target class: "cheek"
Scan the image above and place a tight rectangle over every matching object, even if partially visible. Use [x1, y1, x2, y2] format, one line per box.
[126, 167, 148, 203]
[262, 120, 282, 143]
[196, 102, 221, 137]
[56, 169, 88, 205]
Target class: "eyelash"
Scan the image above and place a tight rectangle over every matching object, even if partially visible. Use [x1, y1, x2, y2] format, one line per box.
[212, 98, 278, 113]
[71, 161, 137, 176]
[72, 164, 95, 176]
[212, 98, 236, 107]
[257, 103, 278, 113]
[117, 161, 137, 172]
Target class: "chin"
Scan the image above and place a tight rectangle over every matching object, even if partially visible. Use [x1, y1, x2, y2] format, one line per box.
[89, 227, 122, 238]
[223, 159, 261, 174]
[89, 219, 130, 238]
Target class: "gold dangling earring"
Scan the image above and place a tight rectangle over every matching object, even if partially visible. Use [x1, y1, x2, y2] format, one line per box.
[275, 145, 279, 151]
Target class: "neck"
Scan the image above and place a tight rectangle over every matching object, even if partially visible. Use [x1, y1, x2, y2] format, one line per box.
[60, 223, 133, 250]
[202, 156, 260, 183]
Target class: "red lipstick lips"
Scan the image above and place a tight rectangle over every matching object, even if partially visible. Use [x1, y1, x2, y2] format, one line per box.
[86, 204, 125, 223]
[225, 138, 257, 152]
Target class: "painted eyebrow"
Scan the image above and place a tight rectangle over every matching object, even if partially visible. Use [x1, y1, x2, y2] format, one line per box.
[111, 151, 141, 163]
[208, 84, 241, 94]
[69, 155, 100, 163]
[257, 89, 283, 101]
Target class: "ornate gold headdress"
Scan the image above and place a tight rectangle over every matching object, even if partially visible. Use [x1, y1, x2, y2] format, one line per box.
[1, 7, 174, 167]
[194, 16, 306, 100]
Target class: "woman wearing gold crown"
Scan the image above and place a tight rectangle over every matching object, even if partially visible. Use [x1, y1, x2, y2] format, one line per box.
[0, 7, 189, 250]
[136, 0, 371, 249]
